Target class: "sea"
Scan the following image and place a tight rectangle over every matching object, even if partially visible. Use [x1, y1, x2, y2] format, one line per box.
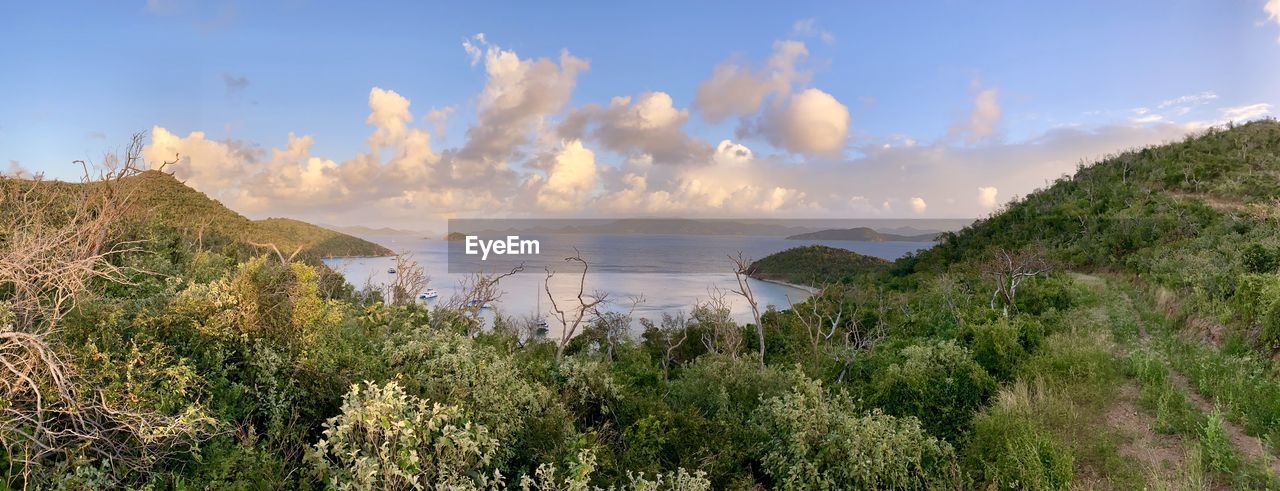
[323, 234, 934, 337]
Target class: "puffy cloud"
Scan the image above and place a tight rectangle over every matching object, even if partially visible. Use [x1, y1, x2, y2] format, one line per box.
[910, 197, 927, 214]
[713, 139, 753, 166]
[694, 40, 809, 122]
[565, 91, 713, 164]
[366, 88, 414, 148]
[1221, 103, 1272, 122]
[977, 186, 999, 209]
[757, 88, 850, 154]
[951, 86, 1002, 143]
[459, 35, 589, 167]
[535, 140, 597, 211]
[143, 126, 247, 190]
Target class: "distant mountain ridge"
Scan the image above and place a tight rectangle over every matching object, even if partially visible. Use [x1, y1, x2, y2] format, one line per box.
[786, 227, 941, 242]
[456, 218, 959, 238]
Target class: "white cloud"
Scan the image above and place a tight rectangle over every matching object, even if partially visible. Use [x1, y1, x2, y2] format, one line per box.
[535, 140, 597, 211]
[977, 186, 999, 209]
[1157, 90, 1218, 109]
[694, 40, 809, 122]
[1266, 0, 1280, 42]
[564, 91, 712, 164]
[910, 197, 927, 214]
[1221, 103, 1272, 122]
[791, 18, 834, 44]
[948, 84, 1001, 144]
[757, 88, 850, 154]
[1130, 114, 1163, 124]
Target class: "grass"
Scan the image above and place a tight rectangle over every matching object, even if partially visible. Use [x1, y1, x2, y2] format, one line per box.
[968, 279, 1147, 489]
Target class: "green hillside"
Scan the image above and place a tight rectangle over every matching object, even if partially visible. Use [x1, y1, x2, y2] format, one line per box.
[10, 121, 1280, 489]
[749, 245, 889, 286]
[118, 170, 392, 258]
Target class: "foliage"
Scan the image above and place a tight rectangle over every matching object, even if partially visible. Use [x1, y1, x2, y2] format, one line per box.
[748, 245, 888, 286]
[874, 340, 996, 441]
[308, 381, 502, 490]
[752, 378, 961, 489]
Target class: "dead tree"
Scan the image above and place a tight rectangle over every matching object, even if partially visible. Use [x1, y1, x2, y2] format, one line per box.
[0, 133, 212, 485]
[387, 253, 430, 306]
[642, 311, 689, 381]
[789, 285, 846, 370]
[545, 250, 608, 363]
[444, 264, 523, 337]
[983, 247, 1052, 317]
[694, 288, 739, 358]
[591, 294, 642, 362]
[729, 252, 765, 368]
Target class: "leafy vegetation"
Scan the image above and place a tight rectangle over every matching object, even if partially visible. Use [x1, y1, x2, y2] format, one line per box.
[748, 245, 888, 286]
[7, 120, 1280, 488]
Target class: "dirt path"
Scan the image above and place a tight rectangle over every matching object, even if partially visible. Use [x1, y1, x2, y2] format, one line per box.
[1105, 383, 1202, 488]
[1115, 282, 1280, 476]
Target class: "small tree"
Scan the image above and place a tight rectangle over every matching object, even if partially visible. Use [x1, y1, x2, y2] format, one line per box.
[1, 134, 212, 484]
[728, 252, 765, 368]
[444, 264, 523, 337]
[641, 311, 690, 381]
[694, 288, 740, 358]
[545, 250, 608, 363]
[387, 252, 429, 306]
[983, 246, 1052, 317]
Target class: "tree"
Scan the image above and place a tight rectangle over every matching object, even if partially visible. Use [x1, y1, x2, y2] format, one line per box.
[729, 252, 765, 368]
[0, 134, 212, 485]
[545, 250, 608, 363]
[789, 285, 883, 382]
[387, 252, 429, 306]
[445, 264, 523, 337]
[983, 246, 1052, 317]
[694, 288, 740, 358]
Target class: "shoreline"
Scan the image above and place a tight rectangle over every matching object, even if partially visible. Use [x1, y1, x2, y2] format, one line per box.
[752, 276, 819, 294]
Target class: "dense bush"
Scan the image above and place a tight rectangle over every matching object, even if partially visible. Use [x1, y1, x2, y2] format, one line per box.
[874, 341, 996, 441]
[966, 409, 1073, 490]
[753, 379, 961, 489]
[308, 381, 502, 490]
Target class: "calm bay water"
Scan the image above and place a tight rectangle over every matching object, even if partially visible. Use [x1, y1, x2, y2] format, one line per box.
[323, 234, 933, 336]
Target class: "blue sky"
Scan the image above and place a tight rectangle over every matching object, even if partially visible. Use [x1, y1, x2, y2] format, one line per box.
[2, 1, 1278, 225]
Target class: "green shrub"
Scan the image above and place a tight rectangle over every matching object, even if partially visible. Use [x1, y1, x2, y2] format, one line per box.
[966, 409, 1073, 490]
[753, 379, 960, 490]
[308, 381, 502, 490]
[874, 341, 996, 440]
[383, 327, 573, 470]
[963, 318, 1028, 380]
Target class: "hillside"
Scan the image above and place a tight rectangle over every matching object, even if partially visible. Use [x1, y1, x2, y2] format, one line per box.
[127, 171, 392, 258]
[748, 245, 889, 286]
[786, 226, 940, 242]
[9, 170, 392, 259]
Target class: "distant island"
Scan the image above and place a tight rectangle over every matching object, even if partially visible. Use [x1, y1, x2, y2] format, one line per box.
[786, 227, 941, 242]
[444, 231, 467, 241]
[748, 245, 890, 287]
[455, 218, 964, 238]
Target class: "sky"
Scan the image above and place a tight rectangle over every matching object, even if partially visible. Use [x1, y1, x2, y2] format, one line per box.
[2, 1, 1278, 228]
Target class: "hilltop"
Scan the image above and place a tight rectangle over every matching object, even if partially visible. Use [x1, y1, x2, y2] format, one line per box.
[6, 170, 392, 259]
[125, 170, 392, 258]
[748, 245, 889, 286]
[786, 226, 940, 242]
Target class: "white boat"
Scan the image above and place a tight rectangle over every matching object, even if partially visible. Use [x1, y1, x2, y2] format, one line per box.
[417, 289, 439, 300]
